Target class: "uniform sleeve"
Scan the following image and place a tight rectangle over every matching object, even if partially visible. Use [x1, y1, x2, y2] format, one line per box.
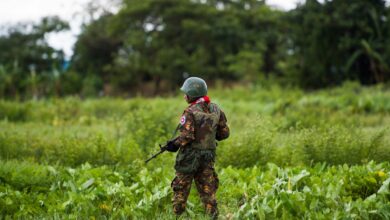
[216, 110, 229, 141]
[173, 110, 196, 147]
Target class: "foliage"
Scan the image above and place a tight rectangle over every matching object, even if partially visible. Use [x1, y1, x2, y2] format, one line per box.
[289, 0, 390, 87]
[0, 84, 389, 168]
[2, 160, 390, 218]
[0, 85, 390, 218]
[2, 1, 390, 97]
[69, 0, 286, 94]
[0, 16, 69, 99]
[71, 14, 122, 83]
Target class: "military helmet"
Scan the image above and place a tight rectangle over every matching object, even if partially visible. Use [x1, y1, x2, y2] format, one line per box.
[180, 77, 207, 98]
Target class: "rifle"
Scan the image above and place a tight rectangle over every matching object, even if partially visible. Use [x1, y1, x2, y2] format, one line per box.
[144, 141, 170, 164]
[145, 124, 180, 164]
[144, 145, 166, 164]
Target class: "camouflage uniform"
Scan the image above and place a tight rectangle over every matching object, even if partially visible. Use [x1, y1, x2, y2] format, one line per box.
[171, 99, 230, 218]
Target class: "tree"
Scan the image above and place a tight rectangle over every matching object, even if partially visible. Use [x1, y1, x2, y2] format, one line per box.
[289, 0, 390, 88]
[105, 0, 285, 93]
[71, 13, 122, 81]
[0, 16, 69, 98]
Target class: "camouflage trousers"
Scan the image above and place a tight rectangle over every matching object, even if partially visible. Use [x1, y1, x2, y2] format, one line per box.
[171, 163, 219, 218]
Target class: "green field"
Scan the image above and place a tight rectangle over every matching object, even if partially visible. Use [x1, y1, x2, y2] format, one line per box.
[1, 82, 390, 219]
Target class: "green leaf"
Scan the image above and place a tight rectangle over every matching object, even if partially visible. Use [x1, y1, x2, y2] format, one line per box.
[81, 178, 95, 190]
[378, 177, 390, 194]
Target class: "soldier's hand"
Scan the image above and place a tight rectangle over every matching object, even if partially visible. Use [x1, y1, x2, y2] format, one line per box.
[166, 140, 179, 152]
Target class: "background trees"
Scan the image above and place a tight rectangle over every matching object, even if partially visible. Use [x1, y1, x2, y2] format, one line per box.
[71, 0, 286, 95]
[0, 16, 69, 99]
[289, 0, 390, 88]
[1, 0, 390, 98]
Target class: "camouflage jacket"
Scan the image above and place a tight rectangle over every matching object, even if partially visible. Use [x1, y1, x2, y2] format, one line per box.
[173, 101, 229, 173]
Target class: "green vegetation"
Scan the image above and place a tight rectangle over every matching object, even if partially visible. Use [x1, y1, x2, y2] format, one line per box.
[2, 160, 390, 219]
[1, 84, 390, 218]
[1, 0, 390, 98]
[2, 0, 390, 218]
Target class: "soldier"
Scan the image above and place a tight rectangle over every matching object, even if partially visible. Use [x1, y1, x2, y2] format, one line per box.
[165, 77, 230, 219]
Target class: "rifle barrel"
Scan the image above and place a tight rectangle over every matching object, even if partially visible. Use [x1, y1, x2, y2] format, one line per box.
[145, 148, 165, 164]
